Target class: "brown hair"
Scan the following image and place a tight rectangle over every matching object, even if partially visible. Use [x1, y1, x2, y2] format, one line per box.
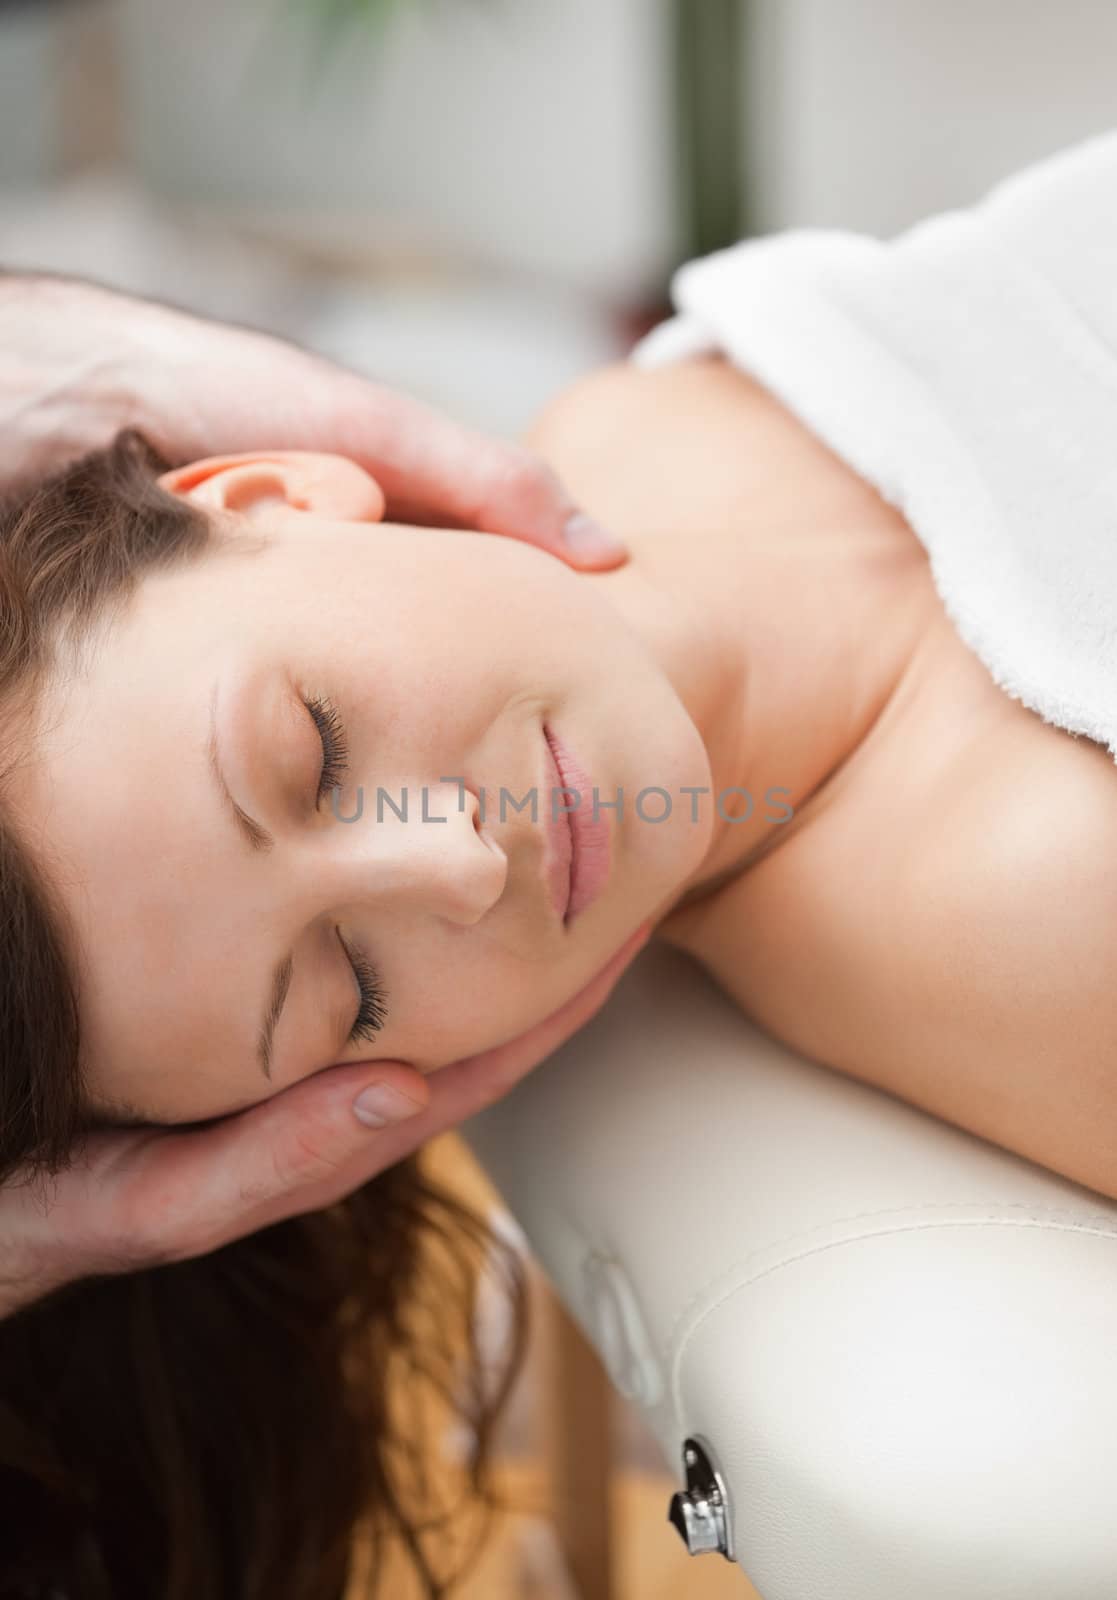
[0, 433, 528, 1599]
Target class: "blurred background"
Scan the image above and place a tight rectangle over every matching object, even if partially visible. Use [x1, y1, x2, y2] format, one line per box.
[8, 0, 1117, 441]
[4, 1, 1116, 1594]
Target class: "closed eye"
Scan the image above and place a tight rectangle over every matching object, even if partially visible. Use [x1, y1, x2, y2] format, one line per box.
[304, 692, 349, 807]
[301, 695, 388, 1039]
[336, 927, 389, 1043]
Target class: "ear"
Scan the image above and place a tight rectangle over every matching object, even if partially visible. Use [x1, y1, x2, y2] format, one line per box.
[156, 451, 387, 524]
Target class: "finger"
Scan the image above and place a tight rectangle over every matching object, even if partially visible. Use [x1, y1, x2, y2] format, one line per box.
[231, 921, 654, 1190]
[305, 376, 629, 571]
[114, 1061, 432, 1262]
[394, 436, 630, 573]
[146, 329, 629, 570]
[88, 926, 649, 1264]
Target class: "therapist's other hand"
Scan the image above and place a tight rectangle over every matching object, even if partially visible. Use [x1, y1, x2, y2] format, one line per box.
[0, 924, 650, 1320]
[0, 271, 627, 568]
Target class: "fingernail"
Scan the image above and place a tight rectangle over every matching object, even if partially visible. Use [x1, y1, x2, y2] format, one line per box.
[353, 1082, 422, 1128]
[562, 512, 626, 560]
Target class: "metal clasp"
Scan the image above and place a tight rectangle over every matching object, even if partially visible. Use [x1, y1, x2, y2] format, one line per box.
[666, 1434, 735, 1561]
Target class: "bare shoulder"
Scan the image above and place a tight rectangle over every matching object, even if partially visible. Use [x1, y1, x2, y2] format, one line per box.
[524, 354, 873, 540]
[525, 353, 753, 455]
[662, 610, 1117, 1200]
[524, 355, 762, 537]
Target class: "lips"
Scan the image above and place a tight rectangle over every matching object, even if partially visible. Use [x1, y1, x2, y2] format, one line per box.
[541, 728, 573, 921]
[543, 722, 611, 924]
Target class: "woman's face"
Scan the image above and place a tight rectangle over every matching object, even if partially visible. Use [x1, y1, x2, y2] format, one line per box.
[16, 452, 713, 1124]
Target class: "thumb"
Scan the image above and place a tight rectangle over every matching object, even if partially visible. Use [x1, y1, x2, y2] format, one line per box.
[455, 439, 629, 571]
[131, 1062, 432, 1262]
[352, 394, 629, 571]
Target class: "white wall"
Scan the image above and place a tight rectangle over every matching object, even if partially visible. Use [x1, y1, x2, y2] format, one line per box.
[0, 4, 63, 187]
[743, 0, 1117, 237]
[15, 1, 1117, 299]
[113, 0, 680, 301]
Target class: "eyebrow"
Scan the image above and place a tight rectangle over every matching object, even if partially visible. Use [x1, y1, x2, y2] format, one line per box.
[206, 681, 291, 1079]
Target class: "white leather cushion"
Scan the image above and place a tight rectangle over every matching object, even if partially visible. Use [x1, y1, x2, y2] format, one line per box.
[465, 941, 1117, 1599]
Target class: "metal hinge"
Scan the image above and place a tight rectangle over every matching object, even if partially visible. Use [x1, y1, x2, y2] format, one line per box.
[666, 1434, 735, 1561]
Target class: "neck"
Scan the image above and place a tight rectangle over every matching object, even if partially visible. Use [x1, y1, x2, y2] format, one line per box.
[526, 357, 935, 920]
[588, 469, 932, 919]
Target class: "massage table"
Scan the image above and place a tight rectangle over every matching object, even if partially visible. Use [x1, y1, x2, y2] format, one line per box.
[464, 938, 1117, 1598]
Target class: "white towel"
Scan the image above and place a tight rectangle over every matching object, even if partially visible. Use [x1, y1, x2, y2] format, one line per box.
[632, 131, 1117, 761]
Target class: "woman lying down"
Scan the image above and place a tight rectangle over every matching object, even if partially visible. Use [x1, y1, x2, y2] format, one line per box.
[5, 131, 1117, 1596]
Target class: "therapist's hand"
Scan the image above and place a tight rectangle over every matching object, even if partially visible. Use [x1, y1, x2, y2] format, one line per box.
[0, 267, 635, 1320]
[0, 270, 626, 568]
[0, 925, 651, 1320]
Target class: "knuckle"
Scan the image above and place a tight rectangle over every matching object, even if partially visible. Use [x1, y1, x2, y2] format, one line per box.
[96, 1154, 216, 1270]
[109, 1188, 196, 1270]
[490, 441, 539, 487]
[273, 1121, 347, 1189]
[480, 444, 558, 512]
[91, 1206, 180, 1273]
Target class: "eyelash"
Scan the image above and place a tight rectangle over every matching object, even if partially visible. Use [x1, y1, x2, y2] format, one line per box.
[303, 692, 389, 1043]
[304, 692, 350, 806]
[337, 928, 389, 1044]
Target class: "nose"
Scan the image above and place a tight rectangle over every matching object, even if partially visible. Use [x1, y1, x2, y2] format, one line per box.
[323, 778, 508, 927]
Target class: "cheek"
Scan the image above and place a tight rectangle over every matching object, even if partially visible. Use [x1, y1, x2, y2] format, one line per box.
[326, 538, 596, 735]
[387, 931, 575, 1070]
[397, 956, 522, 1061]
[415, 539, 593, 664]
